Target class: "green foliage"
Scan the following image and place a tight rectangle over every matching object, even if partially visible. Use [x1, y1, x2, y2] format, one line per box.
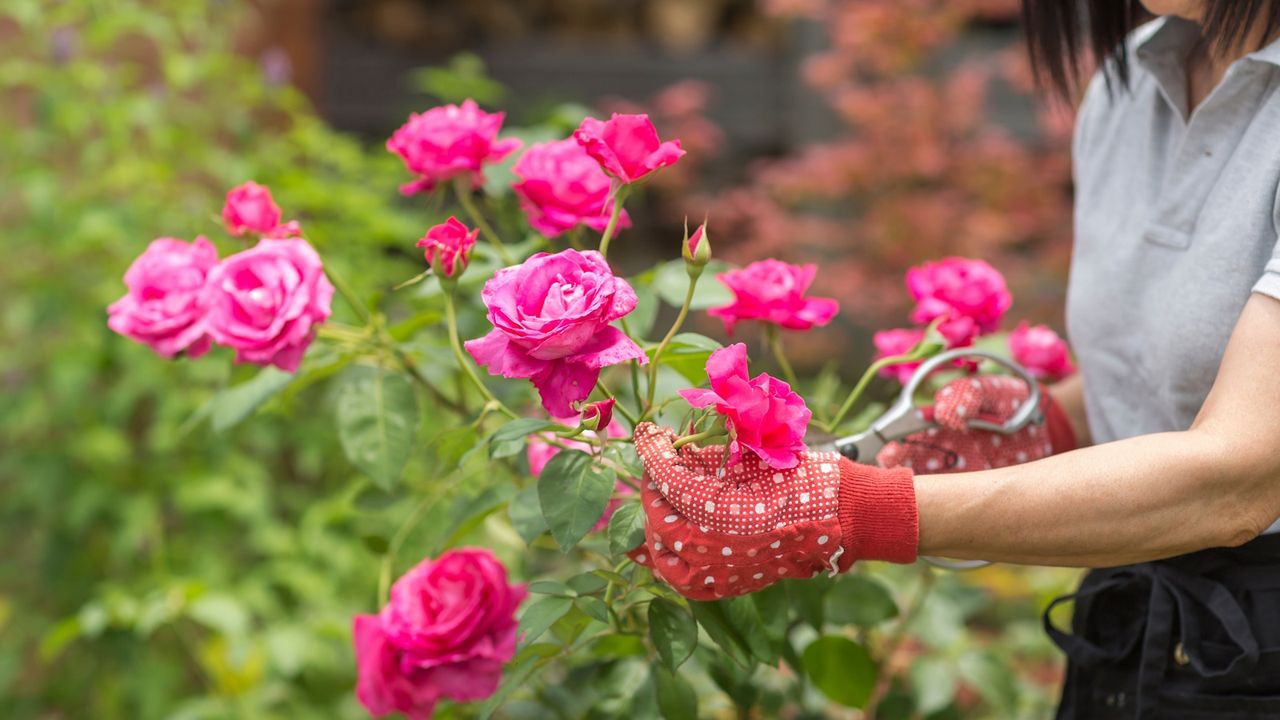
[335, 366, 420, 490]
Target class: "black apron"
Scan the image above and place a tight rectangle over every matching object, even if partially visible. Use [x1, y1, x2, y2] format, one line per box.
[1047, 533, 1280, 719]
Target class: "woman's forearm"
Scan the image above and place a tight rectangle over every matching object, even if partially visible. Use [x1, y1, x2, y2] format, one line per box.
[915, 427, 1273, 567]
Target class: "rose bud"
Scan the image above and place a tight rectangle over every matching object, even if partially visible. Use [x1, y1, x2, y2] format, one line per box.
[416, 216, 478, 283]
[581, 399, 615, 433]
[682, 221, 711, 271]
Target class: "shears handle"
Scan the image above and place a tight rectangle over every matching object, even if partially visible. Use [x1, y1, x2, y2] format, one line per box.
[899, 347, 1042, 434]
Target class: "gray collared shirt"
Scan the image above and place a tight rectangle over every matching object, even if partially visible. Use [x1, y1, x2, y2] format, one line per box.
[1067, 18, 1280, 531]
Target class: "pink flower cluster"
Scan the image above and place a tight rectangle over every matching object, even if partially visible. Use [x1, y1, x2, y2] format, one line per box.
[465, 249, 647, 416]
[709, 259, 839, 335]
[387, 100, 522, 195]
[512, 139, 631, 238]
[1009, 321, 1075, 381]
[353, 548, 526, 720]
[107, 183, 332, 372]
[680, 343, 811, 469]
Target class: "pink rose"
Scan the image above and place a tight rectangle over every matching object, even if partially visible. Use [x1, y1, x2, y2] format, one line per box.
[387, 99, 522, 195]
[352, 548, 526, 720]
[678, 343, 811, 470]
[707, 259, 840, 335]
[581, 398, 615, 433]
[872, 328, 925, 384]
[417, 217, 477, 279]
[107, 236, 219, 358]
[527, 414, 632, 531]
[1009, 321, 1075, 381]
[464, 249, 647, 416]
[222, 181, 295, 237]
[511, 139, 632, 238]
[572, 113, 685, 184]
[202, 238, 334, 372]
[906, 257, 1011, 345]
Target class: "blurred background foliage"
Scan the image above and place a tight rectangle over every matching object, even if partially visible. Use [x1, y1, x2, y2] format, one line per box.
[1, 1, 1079, 718]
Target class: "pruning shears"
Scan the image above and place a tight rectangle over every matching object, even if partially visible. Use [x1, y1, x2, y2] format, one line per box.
[816, 347, 1044, 570]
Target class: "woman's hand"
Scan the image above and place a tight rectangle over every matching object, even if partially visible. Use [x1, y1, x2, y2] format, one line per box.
[628, 423, 918, 600]
[876, 375, 1077, 473]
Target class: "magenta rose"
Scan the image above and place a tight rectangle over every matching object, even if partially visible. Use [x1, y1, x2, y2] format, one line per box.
[511, 139, 632, 238]
[353, 548, 526, 720]
[679, 343, 811, 470]
[202, 238, 334, 373]
[1009, 321, 1075, 381]
[464, 249, 647, 416]
[872, 328, 926, 384]
[707, 259, 840, 335]
[107, 236, 219, 358]
[527, 414, 632, 531]
[417, 217, 477, 279]
[572, 113, 685, 185]
[221, 181, 300, 237]
[906, 257, 1011, 345]
[387, 99, 522, 195]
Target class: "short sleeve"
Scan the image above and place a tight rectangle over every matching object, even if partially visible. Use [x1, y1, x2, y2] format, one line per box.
[1249, 187, 1280, 300]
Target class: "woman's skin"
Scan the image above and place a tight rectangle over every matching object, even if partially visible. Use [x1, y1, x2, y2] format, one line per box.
[915, 2, 1280, 567]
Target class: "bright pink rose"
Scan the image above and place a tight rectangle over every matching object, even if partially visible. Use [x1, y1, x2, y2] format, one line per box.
[464, 249, 647, 416]
[906, 257, 1011, 345]
[678, 343, 811, 469]
[353, 548, 526, 720]
[222, 181, 286, 237]
[387, 99, 522, 195]
[527, 415, 631, 531]
[707, 259, 840, 335]
[572, 113, 685, 184]
[202, 238, 334, 372]
[581, 398, 615, 433]
[107, 236, 219, 358]
[1009, 321, 1076, 381]
[872, 328, 925, 384]
[511, 139, 632, 238]
[417, 217, 477, 279]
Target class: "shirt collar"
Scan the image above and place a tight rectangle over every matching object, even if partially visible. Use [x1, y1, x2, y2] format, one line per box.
[1134, 15, 1280, 69]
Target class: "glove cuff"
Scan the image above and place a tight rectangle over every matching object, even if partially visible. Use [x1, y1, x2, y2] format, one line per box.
[1040, 385, 1077, 454]
[837, 461, 918, 564]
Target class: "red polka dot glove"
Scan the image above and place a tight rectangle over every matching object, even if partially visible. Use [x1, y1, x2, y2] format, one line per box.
[627, 423, 917, 600]
[876, 375, 1077, 473]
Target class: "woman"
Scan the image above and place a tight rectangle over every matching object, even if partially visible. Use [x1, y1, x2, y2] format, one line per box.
[630, 1, 1280, 717]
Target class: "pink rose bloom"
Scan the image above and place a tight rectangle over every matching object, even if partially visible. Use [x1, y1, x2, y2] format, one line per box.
[417, 217, 477, 279]
[679, 343, 811, 469]
[707, 259, 840, 335]
[572, 113, 685, 184]
[527, 414, 632, 531]
[222, 181, 287, 237]
[872, 328, 925, 384]
[107, 236, 219, 358]
[464, 249, 647, 416]
[353, 548, 526, 720]
[387, 99, 522, 195]
[581, 398, 615, 433]
[906, 257, 1012, 345]
[511, 139, 632, 238]
[202, 238, 334, 372]
[1009, 321, 1076, 381]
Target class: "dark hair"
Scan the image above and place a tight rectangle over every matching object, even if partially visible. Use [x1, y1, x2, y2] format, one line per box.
[1021, 0, 1280, 99]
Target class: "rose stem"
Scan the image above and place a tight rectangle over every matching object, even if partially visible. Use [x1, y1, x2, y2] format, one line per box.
[593, 380, 639, 426]
[764, 324, 800, 389]
[644, 269, 701, 411]
[672, 427, 728, 450]
[442, 290, 517, 419]
[453, 179, 514, 265]
[377, 493, 442, 605]
[596, 186, 630, 261]
[826, 351, 917, 431]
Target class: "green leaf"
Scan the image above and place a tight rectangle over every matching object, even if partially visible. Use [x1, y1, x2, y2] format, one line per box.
[537, 450, 615, 551]
[508, 484, 548, 544]
[566, 572, 608, 595]
[490, 417, 554, 459]
[650, 332, 724, 385]
[527, 580, 575, 597]
[335, 366, 419, 490]
[725, 595, 778, 664]
[802, 635, 876, 708]
[911, 657, 958, 715]
[434, 425, 478, 471]
[750, 583, 791, 642]
[607, 500, 646, 556]
[517, 596, 574, 649]
[409, 52, 506, 105]
[957, 650, 1019, 713]
[787, 575, 834, 630]
[653, 259, 733, 310]
[360, 534, 389, 554]
[210, 366, 294, 431]
[690, 600, 753, 668]
[653, 665, 699, 720]
[826, 574, 899, 627]
[606, 443, 645, 478]
[648, 598, 698, 670]
[627, 280, 660, 341]
[576, 596, 611, 624]
[187, 594, 249, 637]
[352, 486, 399, 512]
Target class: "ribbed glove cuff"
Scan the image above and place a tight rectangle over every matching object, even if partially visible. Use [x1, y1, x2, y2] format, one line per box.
[836, 461, 919, 564]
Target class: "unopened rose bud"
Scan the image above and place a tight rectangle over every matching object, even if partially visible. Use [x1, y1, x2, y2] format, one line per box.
[417, 217, 478, 284]
[581, 399, 615, 433]
[682, 221, 711, 273]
